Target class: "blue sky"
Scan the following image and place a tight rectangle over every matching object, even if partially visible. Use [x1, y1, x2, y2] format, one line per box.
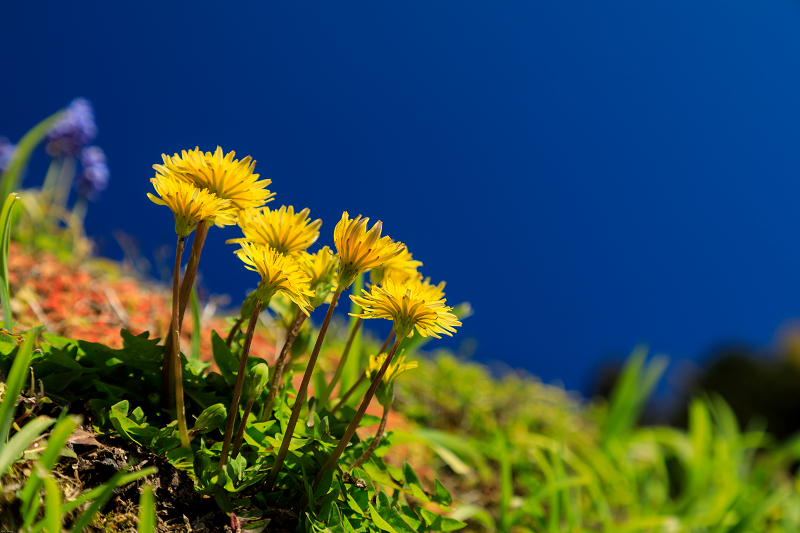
[4, 1, 800, 392]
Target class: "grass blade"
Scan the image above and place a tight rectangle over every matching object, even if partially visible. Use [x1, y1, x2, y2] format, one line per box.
[0, 110, 63, 201]
[21, 415, 81, 528]
[137, 483, 156, 533]
[41, 473, 63, 533]
[0, 415, 55, 476]
[0, 329, 38, 445]
[0, 193, 19, 330]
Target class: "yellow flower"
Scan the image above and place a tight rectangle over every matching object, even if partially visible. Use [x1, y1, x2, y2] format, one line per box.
[155, 146, 274, 211]
[367, 351, 418, 384]
[417, 277, 447, 302]
[298, 246, 339, 307]
[299, 246, 338, 287]
[367, 350, 417, 407]
[350, 277, 461, 339]
[147, 177, 237, 237]
[235, 242, 314, 314]
[228, 205, 322, 255]
[333, 212, 406, 287]
[369, 247, 423, 286]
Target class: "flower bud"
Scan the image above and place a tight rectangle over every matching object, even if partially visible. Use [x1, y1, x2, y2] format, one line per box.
[244, 362, 270, 402]
[192, 403, 227, 434]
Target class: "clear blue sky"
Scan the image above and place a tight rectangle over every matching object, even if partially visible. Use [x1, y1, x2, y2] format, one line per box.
[4, 1, 800, 392]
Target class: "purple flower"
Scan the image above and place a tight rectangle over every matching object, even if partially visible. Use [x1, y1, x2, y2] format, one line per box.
[45, 98, 97, 158]
[0, 137, 14, 174]
[75, 146, 109, 201]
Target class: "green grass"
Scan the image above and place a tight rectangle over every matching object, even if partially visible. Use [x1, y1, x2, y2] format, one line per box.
[393, 349, 800, 532]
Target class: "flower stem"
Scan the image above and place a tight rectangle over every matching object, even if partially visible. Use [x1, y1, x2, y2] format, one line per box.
[178, 220, 209, 324]
[331, 329, 393, 415]
[171, 236, 191, 449]
[349, 403, 390, 471]
[314, 338, 401, 487]
[265, 288, 342, 491]
[259, 310, 307, 423]
[219, 298, 263, 471]
[320, 318, 362, 409]
[162, 220, 209, 409]
[231, 399, 255, 459]
[226, 316, 246, 348]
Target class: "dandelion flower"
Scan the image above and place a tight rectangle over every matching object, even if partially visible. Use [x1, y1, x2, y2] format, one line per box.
[155, 146, 273, 210]
[351, 277, 461, 339]
[148, 177, 237, 237]
[235, 242, 314, 314]
[367, 351, 418, 384]
[370, 247, 423, 286]
[299, 246, 338, 287]
[229, 205, 322, 255]
[334, 212, 406, 287]
[298, 246, 339, 307]
[368, 350, 417, 408]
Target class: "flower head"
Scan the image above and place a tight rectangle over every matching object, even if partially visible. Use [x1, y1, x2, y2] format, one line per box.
[147, 177, 237, 237]
[298, 246, 339, 307]
[235, 242, 314, 314]
[229, 205, 321, 255]
[46, 98, 97, 157]
[367, 351, 418, 384]
[333, 212, 406, 287]
[369, 247, 423, 286]
[367, 351, 417, 407]
[75, 146, 109, 201]
[155, 147, 273, 211]
[351, 277, 461, 339]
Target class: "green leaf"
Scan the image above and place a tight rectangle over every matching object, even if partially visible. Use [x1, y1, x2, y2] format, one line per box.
[432, 479, 453, 507]
[227, 453, 247, 484]
[40, 370, 83, 393]
[212, 331, 238, 386]
[42, 332, 75, 350]
[314, 467, 335, 500]
[402, 462, 429, 502]
[369, 492, 417, 533]
[419, 509, 467, 532]
[111, 399, 130, 416]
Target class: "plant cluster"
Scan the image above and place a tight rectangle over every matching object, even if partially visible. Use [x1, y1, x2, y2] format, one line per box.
[0, 103, 467, 532]
[145, 143, 465, 529]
